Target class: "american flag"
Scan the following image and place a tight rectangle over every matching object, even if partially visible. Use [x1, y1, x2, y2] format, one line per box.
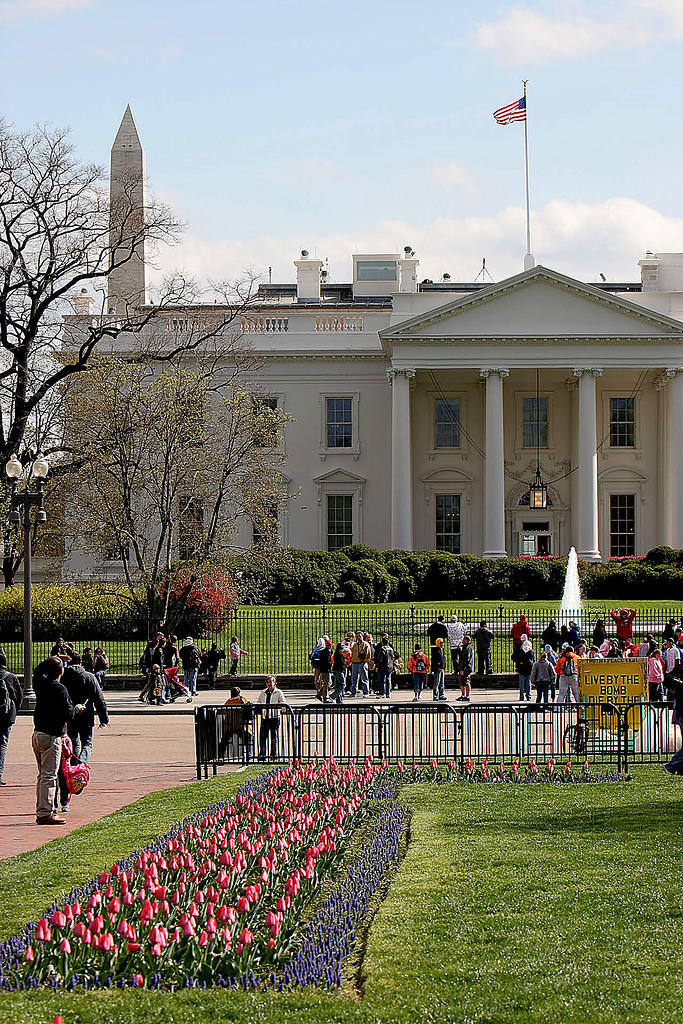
[493, 96, 526, 124]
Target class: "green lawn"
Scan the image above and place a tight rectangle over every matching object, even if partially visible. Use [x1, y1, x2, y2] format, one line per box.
[1, 766, 682, 1022]
[2, 598, 682, 677]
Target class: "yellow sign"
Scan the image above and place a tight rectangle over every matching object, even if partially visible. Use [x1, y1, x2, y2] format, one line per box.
[578, 658, 648, 730]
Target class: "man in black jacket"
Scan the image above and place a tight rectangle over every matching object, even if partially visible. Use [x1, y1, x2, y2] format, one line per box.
[62, 654, 109, 765]
[32, 657, 79, 825]
[0, 653, 23, 786]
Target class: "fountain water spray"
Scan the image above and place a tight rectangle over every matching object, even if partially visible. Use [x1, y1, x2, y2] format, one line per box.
[559, 547, 582, 625]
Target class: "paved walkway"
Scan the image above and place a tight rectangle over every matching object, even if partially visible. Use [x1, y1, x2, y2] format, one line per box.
[1, 684, 519, 862]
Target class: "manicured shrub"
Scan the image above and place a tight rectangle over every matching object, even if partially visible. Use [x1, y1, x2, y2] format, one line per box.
[340, 559, 392, 603]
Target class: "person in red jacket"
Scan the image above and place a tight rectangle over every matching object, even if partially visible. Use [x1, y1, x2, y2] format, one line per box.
[611, 608, 636, 649]
[511, 614, 531, 650]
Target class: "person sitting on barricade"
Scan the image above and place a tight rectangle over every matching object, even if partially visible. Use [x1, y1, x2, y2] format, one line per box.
[222, 686, 253, 761]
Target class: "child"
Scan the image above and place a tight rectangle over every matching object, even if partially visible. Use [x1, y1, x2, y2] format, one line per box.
[408, 644, 430, 701]
[229, 637, 248, 676]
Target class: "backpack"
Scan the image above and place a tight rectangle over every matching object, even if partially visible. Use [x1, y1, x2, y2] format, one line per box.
[0, 675, 12, 720]
[562, 656, 577, 677]
[415, 656, 426, 673]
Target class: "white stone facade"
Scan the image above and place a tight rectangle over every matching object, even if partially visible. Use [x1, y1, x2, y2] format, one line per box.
[228, 257, 683, 561]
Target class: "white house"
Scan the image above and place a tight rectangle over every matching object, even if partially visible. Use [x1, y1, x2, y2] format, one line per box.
[69, 109, 683, 571]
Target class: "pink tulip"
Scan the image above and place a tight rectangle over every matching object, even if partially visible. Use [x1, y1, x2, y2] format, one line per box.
[50, 911, 67, 928]
[197, 930, 209, 947]
[236, 897, 250, 914]
[59, 938, 71, 954]
[238, 928, 253, 946]
[101, 933, 115, 952]
[108, 897, 121, 915]
[24, 947, 34, 962]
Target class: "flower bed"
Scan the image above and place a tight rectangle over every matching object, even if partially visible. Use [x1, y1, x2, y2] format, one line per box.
[0, 757, 628, 995]
[399, 758, 630, 784]
[0, 759, 407, 992]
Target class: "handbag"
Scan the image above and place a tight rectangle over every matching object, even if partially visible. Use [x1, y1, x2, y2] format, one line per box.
[60, 736, 90, 795]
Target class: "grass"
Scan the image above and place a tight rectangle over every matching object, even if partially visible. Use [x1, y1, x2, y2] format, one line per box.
[1, 766, 683, 1022]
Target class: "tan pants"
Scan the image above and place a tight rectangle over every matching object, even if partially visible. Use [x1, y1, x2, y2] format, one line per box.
[32, 731, 62, 819]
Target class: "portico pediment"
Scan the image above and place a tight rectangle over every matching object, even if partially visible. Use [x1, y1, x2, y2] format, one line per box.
[313, 467, 366, 485]
[380, 265, 683, 345]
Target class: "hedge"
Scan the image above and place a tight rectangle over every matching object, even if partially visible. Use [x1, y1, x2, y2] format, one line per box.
[230, 547, 683, 604]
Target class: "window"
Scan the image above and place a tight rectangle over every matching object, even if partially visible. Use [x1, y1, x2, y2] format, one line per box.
[326, 397, 353, 448]
[522, 397, 548, 448]
[327, 495, 353, 550]
[178, 497, 203, 561]
[610, 494, 635, 556]
[435, 494, 461, 553]
[252, 396, 279, 447]
[609, 397, 635, 447]
[252, 506, 278, 548]
[434, 398, 461, 448]
[355, 260, 397, 282]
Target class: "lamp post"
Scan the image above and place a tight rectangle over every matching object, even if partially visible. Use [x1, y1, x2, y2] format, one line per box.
[5, 453, 49, 710]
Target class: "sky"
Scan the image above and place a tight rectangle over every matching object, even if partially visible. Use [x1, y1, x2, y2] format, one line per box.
[3, 0, 683, 290]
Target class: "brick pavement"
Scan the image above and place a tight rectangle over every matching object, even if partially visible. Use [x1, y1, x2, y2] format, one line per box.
[1, 683, 518, 862]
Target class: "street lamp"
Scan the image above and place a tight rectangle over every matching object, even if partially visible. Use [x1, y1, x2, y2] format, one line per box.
[6, 453, 49, 709]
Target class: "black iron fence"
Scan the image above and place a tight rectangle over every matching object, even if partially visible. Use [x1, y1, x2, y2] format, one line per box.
[194, 700, 681, 777]
[2, 603, 683, 679]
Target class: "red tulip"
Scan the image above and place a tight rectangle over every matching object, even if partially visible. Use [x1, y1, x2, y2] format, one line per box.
[108, 897, 121, 915]
[236, 896, 250, 914]
[24, 947, 34, 962]
[131, 973, 144, 987]
[238, 928, 253, 946]
[50, 911, 67, 928]
[127, 942, 141, 952]
[59, 938, 71, 954]
[197, 930, 209, 947]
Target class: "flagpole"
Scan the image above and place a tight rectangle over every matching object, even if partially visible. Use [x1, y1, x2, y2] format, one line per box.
[522, 79, 535, 270]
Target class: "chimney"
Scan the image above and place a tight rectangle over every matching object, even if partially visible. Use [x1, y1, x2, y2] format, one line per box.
[638, 251, 661, 291]
[398, 256, 419, 293]
[73, 288, 95, 316]
[294, 251, 322, 303]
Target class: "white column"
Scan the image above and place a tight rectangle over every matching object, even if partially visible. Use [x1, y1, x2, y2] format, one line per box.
[388, 368, 415, 549]
[666, 368, 683, 548]
[480, 368, 508, 558]
[573, 368, 602, 562]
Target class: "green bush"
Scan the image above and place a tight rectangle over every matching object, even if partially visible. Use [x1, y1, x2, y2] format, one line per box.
[340, 558, 392, 603]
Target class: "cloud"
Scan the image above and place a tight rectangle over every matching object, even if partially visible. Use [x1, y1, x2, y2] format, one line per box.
[0, 0, 91, 21]
[430, 160, 482, 198]
[149, 196, 682, 294]
[473, 0, 683, 66]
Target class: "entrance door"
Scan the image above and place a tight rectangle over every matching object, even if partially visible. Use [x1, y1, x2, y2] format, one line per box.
[520, 527, 552, 556]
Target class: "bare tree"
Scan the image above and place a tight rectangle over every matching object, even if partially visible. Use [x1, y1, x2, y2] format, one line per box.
[0, 118, 261, 584]
[66, 345, 287, 635]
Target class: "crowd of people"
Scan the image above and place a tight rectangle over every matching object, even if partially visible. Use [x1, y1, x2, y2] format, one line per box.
[138, 633, 228, 704]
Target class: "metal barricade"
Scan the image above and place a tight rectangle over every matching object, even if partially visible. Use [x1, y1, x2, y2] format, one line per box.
[295, 703, 384, 762]
[195, 705, 296, 778]
[458, 703, 521, 768]
[521, 702, 622, 769]
[622, 700, 680, 770]
[382, 701, 459, 763]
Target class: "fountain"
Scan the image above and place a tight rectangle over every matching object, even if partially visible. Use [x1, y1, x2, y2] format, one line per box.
[559, 546, 582, 624]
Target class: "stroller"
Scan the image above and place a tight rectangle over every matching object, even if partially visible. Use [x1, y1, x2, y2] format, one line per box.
[165, 665, 192, 703]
